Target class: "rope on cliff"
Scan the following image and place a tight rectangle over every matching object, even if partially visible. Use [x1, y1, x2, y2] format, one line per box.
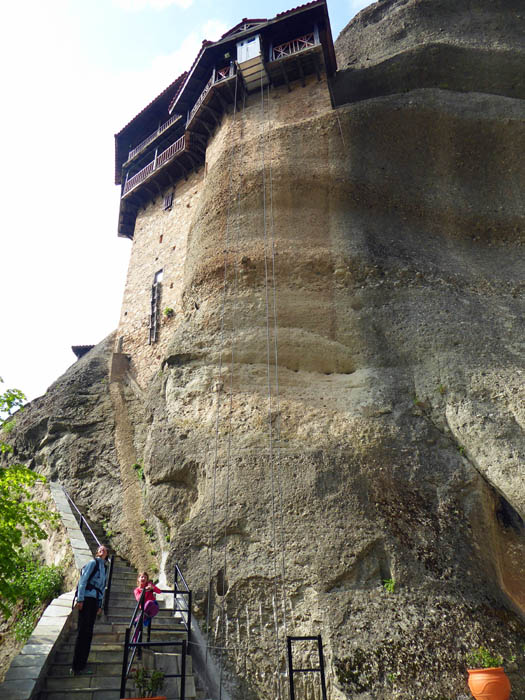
[260, 75, 287, 700]
[206, 72, 240, 673]
[266, 80, 289, 643]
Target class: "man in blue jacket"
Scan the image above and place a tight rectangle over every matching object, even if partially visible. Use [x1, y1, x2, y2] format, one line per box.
[71, 544, 109, 675]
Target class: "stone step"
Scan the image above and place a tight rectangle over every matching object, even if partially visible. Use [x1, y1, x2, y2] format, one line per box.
[45, 675, 121, 691]
[105, 605, 177, 618]
[48, 662, 123, 677]
[55, 649, 123, 664]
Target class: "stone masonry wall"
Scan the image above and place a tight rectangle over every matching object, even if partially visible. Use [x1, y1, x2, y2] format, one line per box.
[115, 72, 333, 389]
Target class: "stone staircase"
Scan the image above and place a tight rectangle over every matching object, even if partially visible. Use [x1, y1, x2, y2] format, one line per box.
[37, 556, 197, 700]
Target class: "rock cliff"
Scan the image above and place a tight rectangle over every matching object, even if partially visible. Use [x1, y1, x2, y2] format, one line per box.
[5, 1, 525, 698]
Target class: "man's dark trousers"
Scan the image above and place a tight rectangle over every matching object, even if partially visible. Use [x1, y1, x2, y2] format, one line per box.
[72, 597, 99, 672]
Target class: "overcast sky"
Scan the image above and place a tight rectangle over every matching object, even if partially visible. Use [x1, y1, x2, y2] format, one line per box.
[0, 0, 370, 403]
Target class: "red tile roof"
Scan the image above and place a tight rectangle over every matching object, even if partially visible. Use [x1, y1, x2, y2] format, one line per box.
[115, 71, 187, 138]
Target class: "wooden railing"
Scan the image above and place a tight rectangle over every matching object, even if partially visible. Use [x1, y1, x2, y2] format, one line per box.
[186, 63, 235, 126]
[128, 113, 181, 161]
[123, 133, 186, 195]
[272, 33, 317, 60]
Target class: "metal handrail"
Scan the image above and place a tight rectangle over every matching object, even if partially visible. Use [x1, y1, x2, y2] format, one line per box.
[62, 487, 114, 615]
[120, 637, 187, 700]
[287, 635, 327, 700]
[121, 585, 187, 699]
[174, 564, 192, 644]
[63, 488, 101, 546]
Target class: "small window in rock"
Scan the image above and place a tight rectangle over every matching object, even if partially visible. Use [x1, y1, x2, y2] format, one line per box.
[159, 234, 163, 243]
[163, 191, 174, 210]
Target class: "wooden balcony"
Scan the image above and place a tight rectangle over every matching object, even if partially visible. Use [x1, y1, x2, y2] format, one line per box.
[118, 131, 206, 237]
[186, 63, 242, 135]
[126, 113, 182, 164]
[266, 32, 324, 89]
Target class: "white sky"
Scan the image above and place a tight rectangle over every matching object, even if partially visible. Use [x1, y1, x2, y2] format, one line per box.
[0, 0, 370, 402]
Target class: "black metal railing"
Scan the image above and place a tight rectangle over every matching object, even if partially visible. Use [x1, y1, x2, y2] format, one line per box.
[174, 563, 192, 644]
[120, 586, 188, 699]
[62, 487, 114, 615]
[287, 635, 327, 700]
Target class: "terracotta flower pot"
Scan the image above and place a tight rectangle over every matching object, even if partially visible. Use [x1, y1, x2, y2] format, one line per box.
[467, 667, 511, 700]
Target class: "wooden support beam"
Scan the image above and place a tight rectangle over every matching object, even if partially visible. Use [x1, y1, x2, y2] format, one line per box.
[195, 117, 213, 137]
[296, 57, 305, 87]
[185, 151, 201, 169]
[312, 52, 321, 81]
[191, 132, 208, 147]
[173, 158, 188, 181]
[202, 103, 220, 125]
[190, 143, 206, 157]
[214, 88, 229, 113]
[225, 79, 236, 102]
[279, 60, 291, 92]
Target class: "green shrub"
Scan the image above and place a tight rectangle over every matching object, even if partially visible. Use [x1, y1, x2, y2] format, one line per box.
[12, 547, 63, 642]
[466, 647, 504, 669]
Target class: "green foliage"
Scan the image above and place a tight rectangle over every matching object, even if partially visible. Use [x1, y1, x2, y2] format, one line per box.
[438, 384, 447, 395]
[382, 578, 395, 594]
[163, 307, 174, 318]
[457, 445, 465, 456]
[466, 646, 504, 669]
[132, 667, 165, 697]
[103, 521, 115, 538]
[0, 379, 25, 419]
[133, 462, 144, 481]
[2, 420, 15, 435]
[13, 546, 62, 642]
[142, 522, 155, 542]
[0, 380, 58, 617]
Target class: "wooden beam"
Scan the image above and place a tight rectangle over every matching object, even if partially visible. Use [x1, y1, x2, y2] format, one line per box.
[279, 60, 291, 92]
[214, 88, 229, 112]
[191, 133, 208, 147]
[202, 103, 220, 125]
[195, 117, 213, 137]
[225, 79, 236, 102]
[312, 52, 321, 81]
[296, 57, 305, 87]
[185, 151, 202, 171]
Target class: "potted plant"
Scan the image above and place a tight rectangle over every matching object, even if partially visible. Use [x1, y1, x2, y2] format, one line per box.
[466, 647, 511, 700]
[121, 667, 166, 700]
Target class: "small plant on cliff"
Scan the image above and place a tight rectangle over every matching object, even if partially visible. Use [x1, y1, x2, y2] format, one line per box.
[382, 578, 396, 594]
[163, 307, 174, 318]
[133, 462, 144, 481]
[466, 647, 504, 669]
[387, 671, 400, 683]
[103, 521, 115, 538]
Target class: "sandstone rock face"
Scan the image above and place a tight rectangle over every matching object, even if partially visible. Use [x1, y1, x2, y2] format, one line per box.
[333, 0, 525, 104]
[5, 2, 525, 698]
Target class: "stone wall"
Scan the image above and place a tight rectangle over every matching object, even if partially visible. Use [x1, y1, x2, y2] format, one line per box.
[115, 73, 333, 389]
